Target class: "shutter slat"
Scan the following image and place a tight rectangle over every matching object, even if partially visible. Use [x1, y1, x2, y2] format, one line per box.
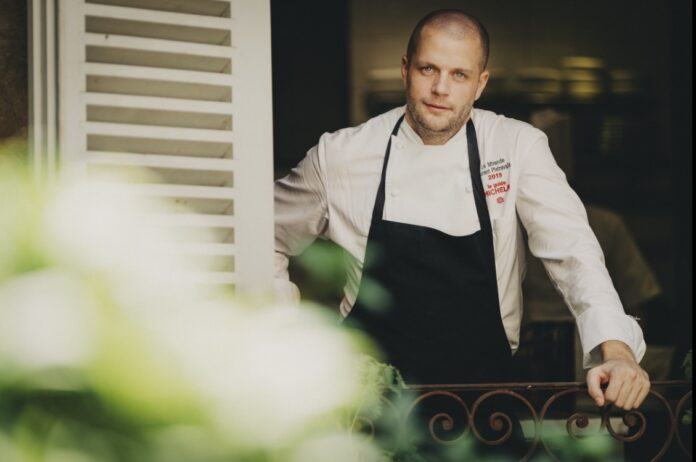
[86, 75, 231, 102]
[85, 63, 234, 86]
[85, 3, 234, 31]
[149, 214, 236, 228]
[84, 93, 233, 115]
[85, 33, 234, 59]
[86, 151, 236, 170]
[86, 0, 232, 20]
[85, 121, 234, 143]
[88, 163, 233, 188]
[116, 184, 235, 200]
[157, 243, 236, 256]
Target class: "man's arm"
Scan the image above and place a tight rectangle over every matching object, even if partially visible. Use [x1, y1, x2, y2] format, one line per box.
[516, 130, 649, 409]
[274, 141, 330, 304]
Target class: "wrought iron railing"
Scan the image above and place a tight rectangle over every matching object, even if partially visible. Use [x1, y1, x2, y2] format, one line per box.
[356, 380, 692, 461]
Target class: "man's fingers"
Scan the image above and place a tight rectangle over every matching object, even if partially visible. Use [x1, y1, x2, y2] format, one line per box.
[604, 371, 626, 406]
[621, 377, 644, 410]
[634, 381, 651, 409]
[613, 369, 639, 408]
[587, 367, 607, 406]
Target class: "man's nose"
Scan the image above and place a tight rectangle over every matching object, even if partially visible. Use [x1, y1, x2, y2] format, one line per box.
[432, 74, 450, 95]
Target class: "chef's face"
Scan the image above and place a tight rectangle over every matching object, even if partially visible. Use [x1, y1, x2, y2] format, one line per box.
[401, 25, 489, 144]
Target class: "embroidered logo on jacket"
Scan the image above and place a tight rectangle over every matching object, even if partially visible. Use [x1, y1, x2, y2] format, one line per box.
[480, 159, 511, 201]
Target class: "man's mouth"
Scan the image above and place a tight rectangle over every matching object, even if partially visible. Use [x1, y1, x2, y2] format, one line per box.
[424, 102, 450, 111]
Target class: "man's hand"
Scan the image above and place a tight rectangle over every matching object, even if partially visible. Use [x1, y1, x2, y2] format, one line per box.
[586, 340, 651, 411]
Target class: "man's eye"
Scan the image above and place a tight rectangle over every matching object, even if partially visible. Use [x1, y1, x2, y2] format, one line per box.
[454, 72, 467, 79]
[421, 66, 434, 74]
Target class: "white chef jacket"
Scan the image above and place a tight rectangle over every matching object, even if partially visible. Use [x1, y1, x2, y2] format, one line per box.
[274, 106, 646, 369]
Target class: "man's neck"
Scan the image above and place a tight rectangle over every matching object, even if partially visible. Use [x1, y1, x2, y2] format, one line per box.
[404, 110, 469, 146]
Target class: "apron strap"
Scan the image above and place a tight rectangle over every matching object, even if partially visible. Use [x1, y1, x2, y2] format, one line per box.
[466, 118, 500, 288]
[371, 115, 405, 223]
[467, 119, 493, 236]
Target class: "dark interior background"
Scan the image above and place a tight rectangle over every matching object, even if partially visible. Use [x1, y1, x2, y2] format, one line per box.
[271, 0, 351, 174]
[271, 0, 692, 378]
[0, 0, 28, 141]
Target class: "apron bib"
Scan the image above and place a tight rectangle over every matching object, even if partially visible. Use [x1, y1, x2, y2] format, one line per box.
[346, 115, 512, 384]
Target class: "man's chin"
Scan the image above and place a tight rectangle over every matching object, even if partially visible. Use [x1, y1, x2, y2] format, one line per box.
[419, 119, 454, 134]
[409, 108, 459, 135]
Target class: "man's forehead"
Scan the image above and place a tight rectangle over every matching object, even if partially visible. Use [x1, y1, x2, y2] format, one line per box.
[413, 26, 483, 66]
[411, 24, 483, 71]
[420, 23, 482, 47]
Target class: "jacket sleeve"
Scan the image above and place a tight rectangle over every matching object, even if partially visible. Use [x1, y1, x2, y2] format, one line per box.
[516, 131, 646, 369]
[274, 138, 330, 304]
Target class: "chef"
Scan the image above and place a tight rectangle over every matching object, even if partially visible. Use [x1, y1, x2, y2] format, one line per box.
[274, 9, 650, 411]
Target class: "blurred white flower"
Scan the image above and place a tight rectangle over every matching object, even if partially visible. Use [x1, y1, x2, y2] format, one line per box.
[216, 305, 362, 446]
[43, 178, 221, 310]
[0, 270, 96, 372]
[45, 180, 180, 277]
[133, 299, 365, 449]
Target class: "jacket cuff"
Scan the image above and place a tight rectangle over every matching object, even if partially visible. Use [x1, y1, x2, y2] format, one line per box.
[576, 307, 647, 369]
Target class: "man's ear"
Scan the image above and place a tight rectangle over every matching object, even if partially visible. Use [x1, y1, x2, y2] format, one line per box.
[475, 69, 490, 101]
[401, 55, 409, 87]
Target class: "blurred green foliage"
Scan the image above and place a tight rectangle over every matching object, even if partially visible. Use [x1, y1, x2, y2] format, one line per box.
[294, 240, 347, 306]
[294, 241, 392, 314]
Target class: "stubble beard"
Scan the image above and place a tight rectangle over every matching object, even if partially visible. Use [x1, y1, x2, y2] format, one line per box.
[405, 86, 471, 145]
[406, 78, 472, 144]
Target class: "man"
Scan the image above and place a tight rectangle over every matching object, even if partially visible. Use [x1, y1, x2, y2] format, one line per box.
[275, 9, 649, 411]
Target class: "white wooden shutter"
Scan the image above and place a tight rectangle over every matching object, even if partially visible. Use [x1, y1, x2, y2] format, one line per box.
[29, 0, 58, 183]
[32, 0, 275, 295]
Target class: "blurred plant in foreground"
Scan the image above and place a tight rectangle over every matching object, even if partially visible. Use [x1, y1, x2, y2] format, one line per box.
[0, 148, 388, 462]
[0, 142, 635, 462]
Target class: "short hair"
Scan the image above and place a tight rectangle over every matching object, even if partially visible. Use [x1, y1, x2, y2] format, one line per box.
[406, 9, 490, 70]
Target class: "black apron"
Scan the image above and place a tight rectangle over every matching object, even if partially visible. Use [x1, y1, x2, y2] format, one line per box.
[346, 115, 513, 385]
